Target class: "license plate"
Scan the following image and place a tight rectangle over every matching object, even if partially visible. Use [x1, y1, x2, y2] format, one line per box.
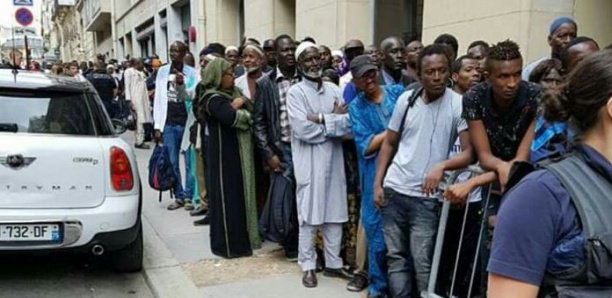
[0, 224, 60, 242]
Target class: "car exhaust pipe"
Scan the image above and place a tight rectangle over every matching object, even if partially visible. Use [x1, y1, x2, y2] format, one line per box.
[91, 244, 105, 256]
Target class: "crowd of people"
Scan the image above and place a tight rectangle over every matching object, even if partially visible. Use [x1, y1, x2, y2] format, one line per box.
[5, 15, 612, 298]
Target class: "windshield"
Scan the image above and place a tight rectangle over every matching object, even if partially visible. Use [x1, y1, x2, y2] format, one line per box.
[0, 91, 97, 135]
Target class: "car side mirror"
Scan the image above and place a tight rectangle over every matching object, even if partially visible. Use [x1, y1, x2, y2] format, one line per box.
[111, 119, 127, 135]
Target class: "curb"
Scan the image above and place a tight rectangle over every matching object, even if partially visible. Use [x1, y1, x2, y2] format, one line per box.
[141, 216, 201, 298]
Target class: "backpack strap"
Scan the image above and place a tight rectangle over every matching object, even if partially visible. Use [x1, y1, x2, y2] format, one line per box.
[544, 154, 612, 237]
[397, 86, 423, 136]
[385, 86, 423, 168]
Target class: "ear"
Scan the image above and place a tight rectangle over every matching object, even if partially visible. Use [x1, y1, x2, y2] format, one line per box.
[547, 35, 554, 47]
[483, 70, 490, 80]
[606, 96, 612, 120]
[451, 73, 459, 84]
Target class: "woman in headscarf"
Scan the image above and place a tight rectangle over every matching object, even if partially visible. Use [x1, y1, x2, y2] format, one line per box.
[200, 58, 261, 258]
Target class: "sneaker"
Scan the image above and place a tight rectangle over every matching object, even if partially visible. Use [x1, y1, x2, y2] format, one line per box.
[167, 200, 184, 210]
[323, 267, 354, 280]
[346, 273, 368, 292]
[184, 200, 194, 211]
[190, 206, 208, 216]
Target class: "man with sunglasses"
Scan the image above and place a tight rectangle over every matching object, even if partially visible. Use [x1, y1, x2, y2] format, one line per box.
[349, 54, 405, 298]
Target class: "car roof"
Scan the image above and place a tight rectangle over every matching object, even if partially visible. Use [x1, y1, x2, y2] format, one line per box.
[0, 69, 95, 93]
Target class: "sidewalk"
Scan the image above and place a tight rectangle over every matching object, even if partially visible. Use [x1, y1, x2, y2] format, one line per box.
[130, 137, 363, 298]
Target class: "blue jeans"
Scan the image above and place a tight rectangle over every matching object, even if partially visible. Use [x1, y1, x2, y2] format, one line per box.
[163, 124, 186, 200]
[182, 146, 195, 200]
[381, 188, 441, 298]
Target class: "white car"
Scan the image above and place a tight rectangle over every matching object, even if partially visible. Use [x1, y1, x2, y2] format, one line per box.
[0, 69, 142, 272]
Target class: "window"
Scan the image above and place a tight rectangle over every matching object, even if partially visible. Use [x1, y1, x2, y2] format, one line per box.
[180, 5, 191, 33]
[139, 38, 149, 58]
[0, 90, 100, 136]
[86, 93, 114, 136]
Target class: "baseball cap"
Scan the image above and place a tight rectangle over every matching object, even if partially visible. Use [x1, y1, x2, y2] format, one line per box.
[350, 54, 377, 79]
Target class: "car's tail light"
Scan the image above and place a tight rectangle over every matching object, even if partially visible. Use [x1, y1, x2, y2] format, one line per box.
[110, 146, 134, 191]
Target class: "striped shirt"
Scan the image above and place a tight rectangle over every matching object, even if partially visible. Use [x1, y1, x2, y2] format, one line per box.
[276, 68, 300, 143]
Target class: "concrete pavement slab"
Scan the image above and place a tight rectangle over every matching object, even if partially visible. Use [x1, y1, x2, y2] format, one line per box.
[142, 216, 178, 269]
[198, 273, 363, 298]
[163, 231, 215, 263]
[142, 216, 201, 298]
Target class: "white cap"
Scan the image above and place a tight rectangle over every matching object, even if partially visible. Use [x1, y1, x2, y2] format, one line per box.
[225, 46, 239, 54]
[332, 50, 344, 58]
[243, 44, 264, 57]
[295, 41, 317, 60]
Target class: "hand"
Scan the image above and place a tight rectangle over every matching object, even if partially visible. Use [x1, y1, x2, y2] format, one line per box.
[496, 162, 512, 191]
[306, 113, 320, 123]
[154, 130, 162, 144]
[267, 155, 283, 173]
[374, 185, 387, 209]
[231, 97, 246, 110]
[333, 101, 348, 114]
[175, 72, 185, 85]
[423, 163, 445, 196]
[444, 181, 473, 205]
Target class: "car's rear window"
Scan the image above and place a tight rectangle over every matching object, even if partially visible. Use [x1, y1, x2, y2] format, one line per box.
[0, 90, 97, 135]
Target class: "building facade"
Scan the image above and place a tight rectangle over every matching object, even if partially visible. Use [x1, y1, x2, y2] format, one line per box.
[79, 0, 113, 61]
[46, 0, 95, 63]
[51, 0, 611, 64]
[420, 0, 612, 63]
[113, 0, 198, 63]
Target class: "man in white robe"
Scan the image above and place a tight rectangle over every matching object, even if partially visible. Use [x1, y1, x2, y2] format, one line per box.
[287, 42, 353, 288]
[124, 58, 152, 148]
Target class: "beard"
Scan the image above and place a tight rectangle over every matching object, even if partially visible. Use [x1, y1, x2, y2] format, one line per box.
[302, 68, 322, 79]
[246, 65, 261, 74]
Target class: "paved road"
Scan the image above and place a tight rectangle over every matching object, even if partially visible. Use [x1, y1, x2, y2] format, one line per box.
[0, 252, 153, 298]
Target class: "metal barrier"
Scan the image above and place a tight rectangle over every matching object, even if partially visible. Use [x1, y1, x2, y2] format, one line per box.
[422, 165, 492, 298]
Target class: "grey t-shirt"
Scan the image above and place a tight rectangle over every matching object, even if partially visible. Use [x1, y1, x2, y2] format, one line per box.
[383, 88, 468, 198]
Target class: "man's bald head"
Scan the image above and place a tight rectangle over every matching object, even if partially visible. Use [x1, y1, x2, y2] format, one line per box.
[381, 37, 407, 72]
[381, 37, 405, 53]
[171, 41, 188, 53]
[170, 41, 188, 64]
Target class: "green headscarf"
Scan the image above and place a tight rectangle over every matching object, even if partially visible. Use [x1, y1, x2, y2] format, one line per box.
[200, 58, 242, 100]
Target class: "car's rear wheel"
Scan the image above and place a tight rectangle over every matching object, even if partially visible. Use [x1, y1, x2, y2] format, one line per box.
[111, 223, 143, 273]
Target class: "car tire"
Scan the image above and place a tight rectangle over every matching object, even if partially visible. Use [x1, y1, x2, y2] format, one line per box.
[111, 223, 143, 273]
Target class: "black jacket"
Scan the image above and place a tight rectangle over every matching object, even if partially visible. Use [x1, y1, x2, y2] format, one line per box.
[254, 69, 302, 161]
[253, 74, 283, 161]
